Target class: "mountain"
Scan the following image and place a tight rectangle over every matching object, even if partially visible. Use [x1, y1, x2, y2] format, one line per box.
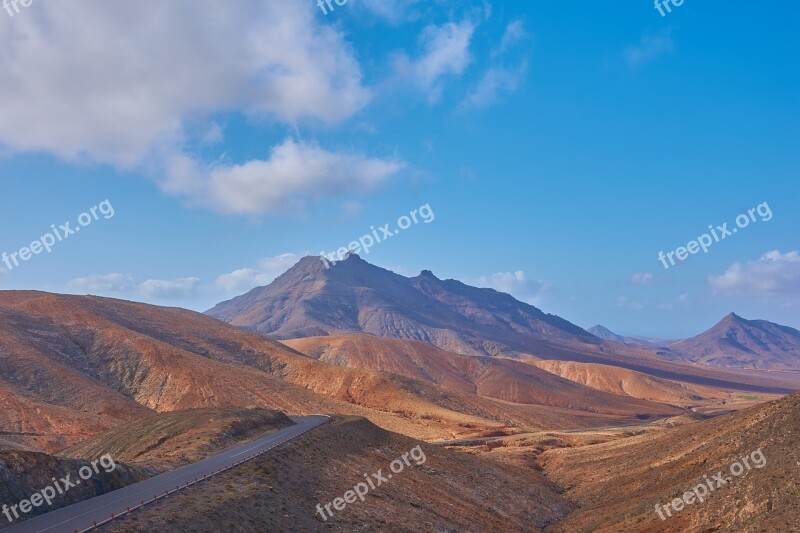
[664, 313, 800, 370]
[587, 325, 626, 342]
[208, 254, 596, 358]
[207, 255, 799, 394]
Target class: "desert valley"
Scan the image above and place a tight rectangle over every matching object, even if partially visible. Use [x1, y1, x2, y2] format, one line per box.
[1, 254, 798, 531]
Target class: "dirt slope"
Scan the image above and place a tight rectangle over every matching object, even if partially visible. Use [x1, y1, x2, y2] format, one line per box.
[96, 417, 573, 532]
[540, 392, 800, 532]
[531, 360, 726, 405]
[285, 333, 687, 415]
[60, 409, 294, 471]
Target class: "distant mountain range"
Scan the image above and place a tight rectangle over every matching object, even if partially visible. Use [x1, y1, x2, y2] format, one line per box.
[207, 255, 797, 392]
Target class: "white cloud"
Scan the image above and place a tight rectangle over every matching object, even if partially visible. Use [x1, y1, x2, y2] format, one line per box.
[200, 123, 224, 145]
[214, 269, 276, 293]
[493, 19, 528, 57]
[162, 139, 404, 215]
[0, 1, 370, 167]
[629, 272, 655, 285]
[67, 273, 201, 299]
[624, 30, 674, 68]
[215, 253, 302, 293]
[67, 273, 136, 293]
[256, 253, 303, 279]
[476, 270, 550, 304]
[341, 201, 364, 218]
[615, 296, 645, 311]
[709, 250, 800, 297]
[460, 63, 527, 110]
[657, 292, 690, 310]
[139, 277, 202, 299]
[392, 20, 475, 102]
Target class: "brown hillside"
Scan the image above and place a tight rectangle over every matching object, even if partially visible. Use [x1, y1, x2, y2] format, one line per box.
[540, 391, 800, 531]
[0, 291, 679, 449]
[531, 360, 727, 406]
[285, 333, 687, 416]
[60, 409, 294, 472]
[96, 417, 573, 532]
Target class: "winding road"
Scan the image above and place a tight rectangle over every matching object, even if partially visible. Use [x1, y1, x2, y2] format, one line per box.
[2, 415, 329, 533]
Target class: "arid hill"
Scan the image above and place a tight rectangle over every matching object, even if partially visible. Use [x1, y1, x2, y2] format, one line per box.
[95, 417, 573, 532]
[207, 255, 799, 395]
[285, 333, 687, 415]
[60, 409, 294, 472]
[530, 360, 726, 405]
[0, 291, 683, 450]
[540, 391, 800, 531]
[662, 312, 800, 370]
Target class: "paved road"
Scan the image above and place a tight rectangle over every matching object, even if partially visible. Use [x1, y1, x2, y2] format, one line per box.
[3, 415, 329, 533]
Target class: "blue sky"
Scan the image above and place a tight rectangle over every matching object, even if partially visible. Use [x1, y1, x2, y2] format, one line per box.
[0, 0, 797, 337]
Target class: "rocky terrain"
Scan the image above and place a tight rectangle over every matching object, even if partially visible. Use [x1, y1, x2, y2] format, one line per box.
[285, 333, 687, 416]
[0, 451, 143, 527]
[540, 391, 800, 531]
[530, 360, 726, 405]
[95, 417, 573, 533]
[60, 409, 294, 472]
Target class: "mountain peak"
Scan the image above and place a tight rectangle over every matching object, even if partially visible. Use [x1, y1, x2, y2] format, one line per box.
[719, 312, 748, 326]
